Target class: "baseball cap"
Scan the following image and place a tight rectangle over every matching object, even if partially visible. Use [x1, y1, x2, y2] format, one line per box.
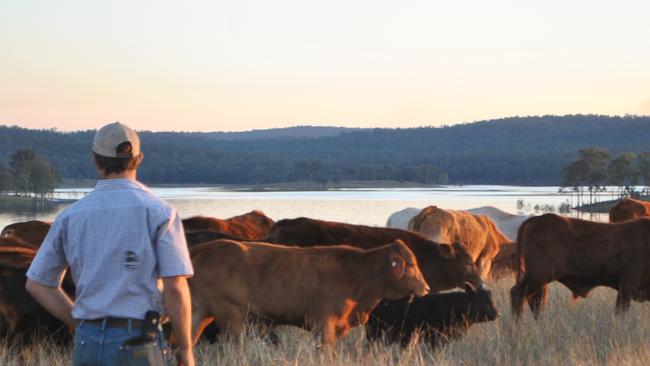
[92, 122, 141, 158]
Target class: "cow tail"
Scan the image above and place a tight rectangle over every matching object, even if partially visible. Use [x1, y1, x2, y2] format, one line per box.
[514, 221, 527, 282]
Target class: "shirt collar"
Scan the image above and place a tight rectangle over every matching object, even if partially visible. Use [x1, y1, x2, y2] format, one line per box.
[93, 178, 152, 193]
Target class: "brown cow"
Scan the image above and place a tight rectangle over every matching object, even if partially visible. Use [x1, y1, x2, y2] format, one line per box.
[408, 206, 513, 280]
[511, 214, 650, 319]
[182, 210, 274, 240]
[267, 217, 484, 293]
[0, 220, 51, 248]
[188, 239, 430, 346]
[0, 244, 74, 346]
[609, 198, 650, 222]
[185, 230, 252, 248]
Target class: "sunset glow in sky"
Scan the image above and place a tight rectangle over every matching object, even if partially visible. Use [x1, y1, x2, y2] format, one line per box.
[1, 1, 649, 132]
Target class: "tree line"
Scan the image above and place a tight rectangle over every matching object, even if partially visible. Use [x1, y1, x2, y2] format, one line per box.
[561, 147, 650, 206]
[2, 115, 650, 186]
[0, 149, 59, 199]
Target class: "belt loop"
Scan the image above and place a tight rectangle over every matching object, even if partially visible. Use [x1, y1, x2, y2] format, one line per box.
[127, 318, 133, 333]
[101, 318, 108, 331]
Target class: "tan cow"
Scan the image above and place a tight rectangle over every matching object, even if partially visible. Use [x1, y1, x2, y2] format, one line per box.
[188, 239, 429, 347]
[609, 198, 650, 222]
[408, 206, 512, 280]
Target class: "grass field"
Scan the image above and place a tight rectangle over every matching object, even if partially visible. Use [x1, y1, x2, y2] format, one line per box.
[3, 275, 650, 366]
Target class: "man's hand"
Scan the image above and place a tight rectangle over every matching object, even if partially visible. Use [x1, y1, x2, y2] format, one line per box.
[176, 348, 195, 366]
[25, 279, 76, 328]
[162, 276, 194, 366]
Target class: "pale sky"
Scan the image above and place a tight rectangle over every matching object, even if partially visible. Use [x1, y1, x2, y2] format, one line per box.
[1, 0, 649, 132]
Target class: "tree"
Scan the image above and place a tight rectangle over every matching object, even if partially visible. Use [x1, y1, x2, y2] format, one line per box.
[10, 149, 36, 196]
[0, 163, 14, 193]
[607, 152, 637, 197]
[562, 159, 588, 206]
[29, 157, 59, 199]
[638, 152, 650, 194]
[562, 147, 610, 206]
[7, 149, 58, 198]
[577, 147, 610, 205]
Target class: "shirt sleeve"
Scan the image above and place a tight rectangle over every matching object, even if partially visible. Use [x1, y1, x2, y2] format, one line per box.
[26, 217, 69, 287]
[155, 208, 194, 278]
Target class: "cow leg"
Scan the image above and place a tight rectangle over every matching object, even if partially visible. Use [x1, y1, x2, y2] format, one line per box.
[511, 276, 546, 320]
[528, 284, 548, 320]
[615, 287, 631, 313]
[190, 307, 214, 346]
[315, 318, 337, 349]
[212, 306, 246, 340]
[510, 277, 529, 320]
[477, 256, 494, 281]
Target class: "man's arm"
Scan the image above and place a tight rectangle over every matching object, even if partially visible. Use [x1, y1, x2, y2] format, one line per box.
[162, 275, 194, 366]
[25, 279, 76, 328]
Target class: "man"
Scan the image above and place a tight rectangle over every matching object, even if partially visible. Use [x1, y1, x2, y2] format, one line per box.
[25, 122, 195, 366]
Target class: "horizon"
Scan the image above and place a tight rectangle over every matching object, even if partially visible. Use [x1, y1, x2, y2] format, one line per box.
[3, 113, 649, 134]
[2, 1, 650, 132]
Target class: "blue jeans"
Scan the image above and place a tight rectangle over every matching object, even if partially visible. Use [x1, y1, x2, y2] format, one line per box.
[72, 320, 166, 366]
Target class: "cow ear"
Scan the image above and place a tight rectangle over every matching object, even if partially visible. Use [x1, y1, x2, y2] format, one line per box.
[393, 239, 413, 258]
[464, 283, 477, 295]
[437, 243, 454, 259]
[390, 255, 406, 280]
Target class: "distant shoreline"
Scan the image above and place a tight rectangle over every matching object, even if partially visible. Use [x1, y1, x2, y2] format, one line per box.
[58, 179, 441, 191]
[575, 196, 650, 213]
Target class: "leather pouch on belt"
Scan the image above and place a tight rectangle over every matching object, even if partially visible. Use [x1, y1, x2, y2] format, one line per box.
[120, 341, 165, 366]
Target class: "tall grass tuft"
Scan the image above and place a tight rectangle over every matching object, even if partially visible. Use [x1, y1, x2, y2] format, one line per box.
[2, 276, 649, 365]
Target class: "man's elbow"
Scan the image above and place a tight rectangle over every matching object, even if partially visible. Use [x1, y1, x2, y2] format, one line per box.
[162, 276, 191, 299]
[25, 278, 39, 295]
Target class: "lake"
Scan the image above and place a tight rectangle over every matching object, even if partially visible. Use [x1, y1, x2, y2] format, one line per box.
[0, 185, 609, 230]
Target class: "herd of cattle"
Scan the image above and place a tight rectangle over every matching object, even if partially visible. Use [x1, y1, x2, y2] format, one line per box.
[1, 197, 650, 350]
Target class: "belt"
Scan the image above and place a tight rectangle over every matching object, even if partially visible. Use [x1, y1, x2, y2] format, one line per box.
[83, 318, 144, 329]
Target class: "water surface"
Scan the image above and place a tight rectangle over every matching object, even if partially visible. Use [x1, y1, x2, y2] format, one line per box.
[0, 185, 607, 230]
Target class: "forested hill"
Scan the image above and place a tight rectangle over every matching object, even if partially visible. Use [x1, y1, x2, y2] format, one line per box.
[1, 115, 649, 185]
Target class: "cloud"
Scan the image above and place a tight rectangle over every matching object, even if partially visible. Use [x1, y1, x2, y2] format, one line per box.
[639, 99, 650, 116]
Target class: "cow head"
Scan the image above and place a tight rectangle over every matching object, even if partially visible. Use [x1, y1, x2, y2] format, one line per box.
[384, 240, 430, 299]
[464, 284, 500, 321]
[438, 241, 484, 292]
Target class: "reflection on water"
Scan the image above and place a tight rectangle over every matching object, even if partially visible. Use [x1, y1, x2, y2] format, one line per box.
[0, 199, 64, 215]
[0, 185, 608, 230]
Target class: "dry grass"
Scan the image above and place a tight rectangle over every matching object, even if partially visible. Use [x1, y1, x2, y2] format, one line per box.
[3, 276, 650, 365]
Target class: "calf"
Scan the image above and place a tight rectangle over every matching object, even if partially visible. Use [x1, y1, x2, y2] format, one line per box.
[189, 239, 430, 346]
[366, 286, 499, 348]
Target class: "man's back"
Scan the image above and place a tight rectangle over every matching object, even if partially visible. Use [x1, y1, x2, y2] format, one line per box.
[25, 122, 195, 365]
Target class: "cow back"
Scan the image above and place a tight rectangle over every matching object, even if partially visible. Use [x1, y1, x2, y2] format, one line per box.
[1, 220, 51, 248]
[609, 198, 650, 223]
[268, 217, 483, 293]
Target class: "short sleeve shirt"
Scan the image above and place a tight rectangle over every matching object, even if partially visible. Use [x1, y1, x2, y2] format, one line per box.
[26, 179, 194, 320]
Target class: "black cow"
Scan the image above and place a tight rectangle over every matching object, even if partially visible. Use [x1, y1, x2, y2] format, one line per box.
[366, 285, 499, 348]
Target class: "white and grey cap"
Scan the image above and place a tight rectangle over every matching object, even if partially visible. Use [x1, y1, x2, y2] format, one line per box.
[92, 122, 141, 158]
